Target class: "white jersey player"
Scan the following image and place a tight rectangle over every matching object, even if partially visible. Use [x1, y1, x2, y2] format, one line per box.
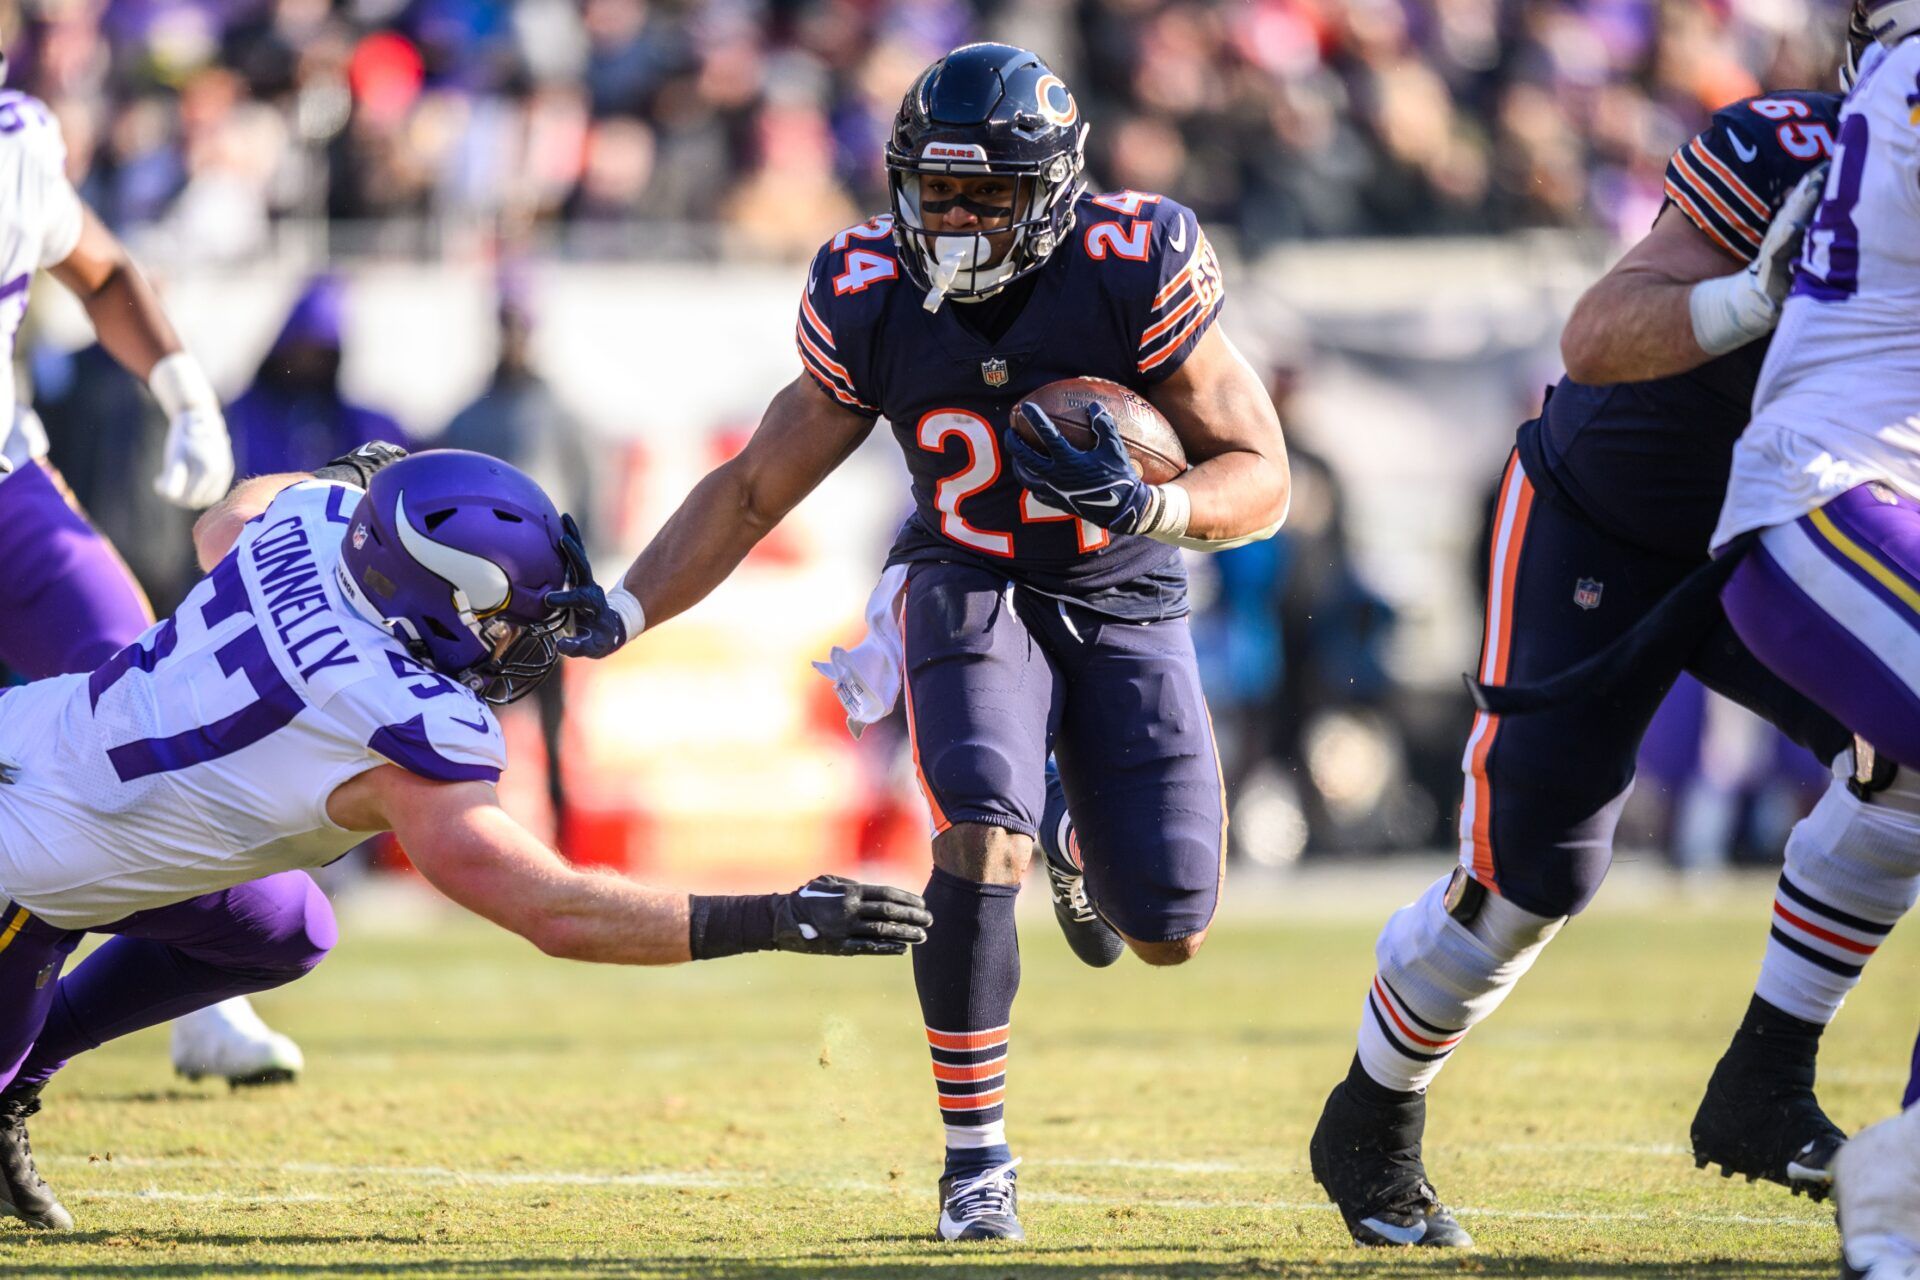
[1710, 2, 1920, 778]
[1706, 4, 1920, 1273]
[0, 448, 931, 1234]
[0, 477, 508, 926]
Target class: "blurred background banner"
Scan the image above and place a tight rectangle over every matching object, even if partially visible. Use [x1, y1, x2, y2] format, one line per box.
[5, 0, 1851, 885]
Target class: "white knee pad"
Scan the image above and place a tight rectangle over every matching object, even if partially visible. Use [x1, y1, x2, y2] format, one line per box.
[1757, 756, 1920, 1024]
[1357, 869, 1565, 1093]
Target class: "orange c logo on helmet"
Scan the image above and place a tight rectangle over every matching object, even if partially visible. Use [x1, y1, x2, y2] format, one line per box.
[1035, 75, 1078, 127]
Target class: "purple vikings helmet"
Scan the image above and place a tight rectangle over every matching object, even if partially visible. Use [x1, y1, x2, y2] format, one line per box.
[338, 450, 572, 704]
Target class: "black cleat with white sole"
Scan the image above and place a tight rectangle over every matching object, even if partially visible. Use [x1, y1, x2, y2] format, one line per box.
[1310, 1062, 1471, 1249]
[0, 1085, 72, 1231]
[1037, 761, 1124, 969]
[1691, 998, 1845, 1201]
[936, 1158, 1024, 1241]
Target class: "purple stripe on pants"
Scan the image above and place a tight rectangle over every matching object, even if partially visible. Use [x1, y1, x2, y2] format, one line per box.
[1720, 485, 1920, 769]
[0, 872, 334, 1093]
[0, 461, 152, 679]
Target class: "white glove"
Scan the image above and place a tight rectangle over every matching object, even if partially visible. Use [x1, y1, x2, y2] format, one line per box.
[1688, 162, 1829, 356]
[149, 353, 233, 509]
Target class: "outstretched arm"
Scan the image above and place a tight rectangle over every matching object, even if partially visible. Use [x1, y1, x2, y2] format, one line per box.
[326, 765, 929, 965]
[554, 375, 875, 653]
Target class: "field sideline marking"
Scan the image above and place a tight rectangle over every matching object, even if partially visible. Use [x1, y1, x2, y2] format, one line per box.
[50, 1155, 1830, 1228]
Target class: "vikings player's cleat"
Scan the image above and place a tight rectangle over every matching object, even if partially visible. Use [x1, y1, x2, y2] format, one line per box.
[1689, 1031, 1845, 1199]
[1310, 1078, 1471, 1248]
[0, 1085, 72, 1231]
[172, 997, 304, 1088]
[1037, 762, 1124, 969]
[936, 1158, 1024, 1241]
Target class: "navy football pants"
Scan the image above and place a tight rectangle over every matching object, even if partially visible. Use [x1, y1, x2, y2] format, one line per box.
[899, 560, 1225, 943]
[1462, 454, 1849, 918]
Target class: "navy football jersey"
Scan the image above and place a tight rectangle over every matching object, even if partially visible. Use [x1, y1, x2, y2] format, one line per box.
[1519, 90, 1841, 560]
[796, 191, 1225, 620]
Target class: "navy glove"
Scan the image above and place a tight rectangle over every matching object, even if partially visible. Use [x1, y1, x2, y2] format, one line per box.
[1005, 402, 1152, 533]
[543, 514, 641, 658]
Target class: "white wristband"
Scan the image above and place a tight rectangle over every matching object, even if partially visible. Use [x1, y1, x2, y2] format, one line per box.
[149, 352, 220, 417]
[1688, 270, 1778, 357]
[606, 584, 646, 640]
[1140, 482, 1192, 543]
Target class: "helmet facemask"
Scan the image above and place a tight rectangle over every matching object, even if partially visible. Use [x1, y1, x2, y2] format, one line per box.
[887, 132, 1087, 311]
[1844, 0, 1920, 85]
[465, 609, 567, 705]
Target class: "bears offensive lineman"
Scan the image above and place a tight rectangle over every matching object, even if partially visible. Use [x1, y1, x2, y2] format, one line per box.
[0, 447, 929, 1231]
[0, 61, 314, 1084]
[555, 43, 1290, 1240]
[1309, 10, 1920, 1247]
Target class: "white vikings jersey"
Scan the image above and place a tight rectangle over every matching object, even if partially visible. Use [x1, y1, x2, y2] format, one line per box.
[1716, 38, 1920, 549]
[0, 481, 506, 928]
[0, 90, 82, 469]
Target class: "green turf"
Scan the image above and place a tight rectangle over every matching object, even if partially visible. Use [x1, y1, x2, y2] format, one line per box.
[0, 871, 1901, 1278]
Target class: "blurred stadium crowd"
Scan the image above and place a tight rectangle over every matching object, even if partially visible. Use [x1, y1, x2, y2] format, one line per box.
[3, 0, 1851, 262]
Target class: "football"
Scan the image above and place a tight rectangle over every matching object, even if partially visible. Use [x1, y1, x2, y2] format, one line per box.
[1011, 376, 1189, 485]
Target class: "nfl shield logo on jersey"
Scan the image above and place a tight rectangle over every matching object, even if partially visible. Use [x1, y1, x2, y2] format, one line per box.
[1573, 577, 1603, 610]
[980, 357, 1009, 388]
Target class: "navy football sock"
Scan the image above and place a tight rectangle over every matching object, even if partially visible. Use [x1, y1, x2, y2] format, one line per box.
[913, 866, 1021, 1178]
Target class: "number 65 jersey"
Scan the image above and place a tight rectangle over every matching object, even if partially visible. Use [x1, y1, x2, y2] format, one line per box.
[0, 481, 507, 929]
[796, 191, 1224, 622]
[1716, 37, 1920, 550]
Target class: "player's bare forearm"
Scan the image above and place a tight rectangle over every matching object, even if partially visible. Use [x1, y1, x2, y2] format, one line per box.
[1172, 448, 1289, 540]
[335, 768, 694, 965]
[192, 472, 310, 569]
[1560, 206, 1739, 385]
[618, 462, 777, 629]
[617, 375, 873, 629]
[1148, 325, 1290, 540]
[48, 207, 181, 381]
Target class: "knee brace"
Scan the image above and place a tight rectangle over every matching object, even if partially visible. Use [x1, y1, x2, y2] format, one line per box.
[1755, 753, 1920, 1025]
[1357, 867, 1566, 1093]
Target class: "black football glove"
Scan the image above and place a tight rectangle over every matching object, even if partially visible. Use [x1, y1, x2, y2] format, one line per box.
[1005, 402, 1153, 533]
[772, 875, 932, 956]
[313, 441, 409, 490]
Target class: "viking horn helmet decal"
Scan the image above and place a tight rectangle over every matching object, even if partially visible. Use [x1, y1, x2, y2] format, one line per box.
[392, 489, 511, 614]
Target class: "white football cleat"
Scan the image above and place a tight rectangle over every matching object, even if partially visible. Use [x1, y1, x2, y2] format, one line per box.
[171, 997, 304, 1087]
[1837, 1104, 1920, 1280]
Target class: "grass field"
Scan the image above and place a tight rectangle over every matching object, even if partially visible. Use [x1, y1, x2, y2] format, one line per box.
[0, 865, 1906, 1279]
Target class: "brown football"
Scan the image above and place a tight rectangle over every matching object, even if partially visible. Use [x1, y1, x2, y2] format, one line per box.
[1010, 377, 1189, 485]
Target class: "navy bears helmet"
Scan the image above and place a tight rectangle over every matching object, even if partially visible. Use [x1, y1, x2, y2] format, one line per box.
[886, 43, 1088, 306]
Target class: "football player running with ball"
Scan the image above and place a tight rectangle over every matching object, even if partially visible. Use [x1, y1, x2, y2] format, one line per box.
[556, 43, 1289, 1241]
[0, 447, 929, 1232]
[1310, 5, 1920, 1249]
